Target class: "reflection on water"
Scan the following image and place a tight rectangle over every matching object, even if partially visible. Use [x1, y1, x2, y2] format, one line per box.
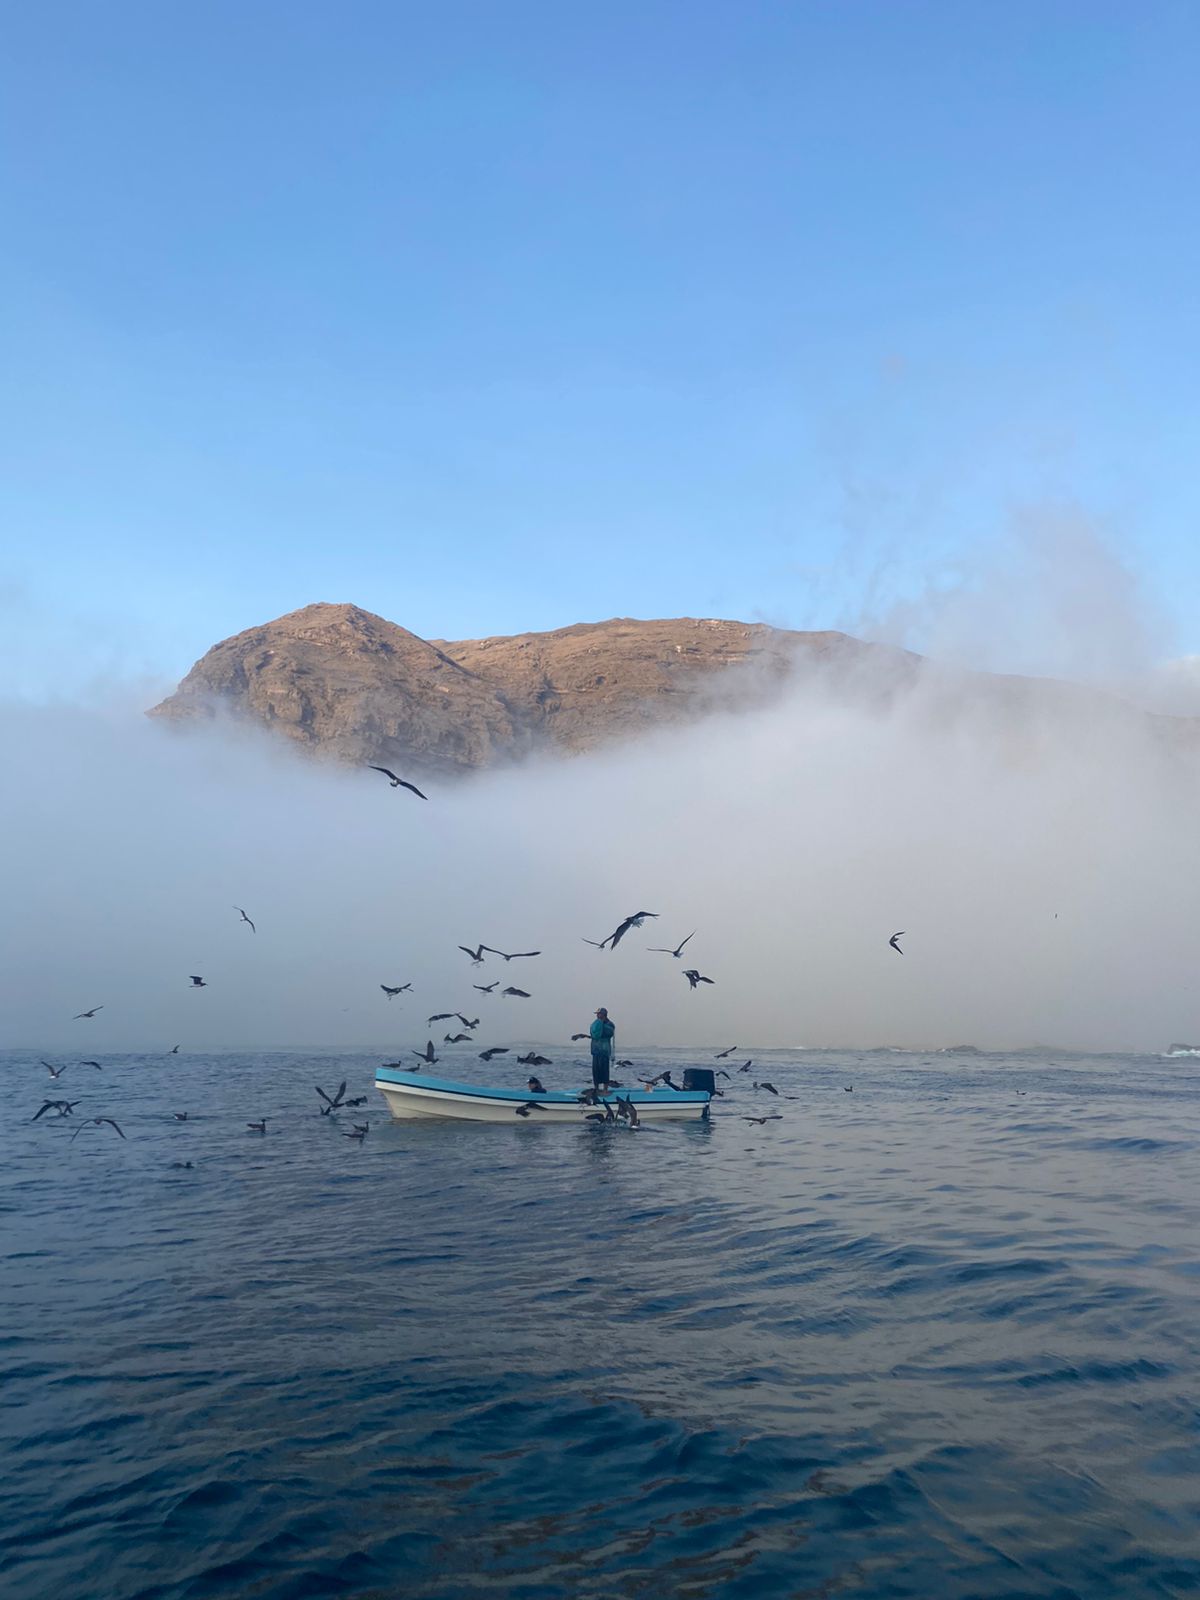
[2, 1047, 1198, 1598]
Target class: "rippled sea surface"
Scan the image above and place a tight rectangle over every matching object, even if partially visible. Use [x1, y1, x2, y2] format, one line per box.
[3, 1046, 1199, 1599]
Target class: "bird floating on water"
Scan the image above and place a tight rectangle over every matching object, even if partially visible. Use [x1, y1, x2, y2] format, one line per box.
[368, 766, 427, 800]
[246, 1119, 267, 1133]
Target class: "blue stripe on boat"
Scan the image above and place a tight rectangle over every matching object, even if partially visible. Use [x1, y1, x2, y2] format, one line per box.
[374, 1069, 709, 1105]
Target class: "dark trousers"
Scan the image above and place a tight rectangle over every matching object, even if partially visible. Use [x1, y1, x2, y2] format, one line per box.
[591, 1054, 611, 1087]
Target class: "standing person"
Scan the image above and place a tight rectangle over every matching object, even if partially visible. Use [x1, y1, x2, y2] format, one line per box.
[589, 1007, 615, 1090]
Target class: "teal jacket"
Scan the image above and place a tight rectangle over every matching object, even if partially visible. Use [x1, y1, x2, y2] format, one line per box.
[589, 1018, 615, 1058]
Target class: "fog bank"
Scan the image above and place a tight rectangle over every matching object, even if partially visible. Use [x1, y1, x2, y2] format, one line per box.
[3, 657, 1198, 1057]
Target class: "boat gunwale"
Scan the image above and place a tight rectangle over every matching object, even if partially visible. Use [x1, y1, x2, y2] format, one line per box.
[373, 1068, 710, 1106]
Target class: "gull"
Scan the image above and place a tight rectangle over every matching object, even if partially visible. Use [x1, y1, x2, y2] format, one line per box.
[584, 1111, 608, 1123]
[649, 931, 695, 958]
[479, 1047, 509, 1062]
[581, 936, 610, 949]
[482, 946, 541, 962]
[754, 1082, 780, 1096]
[414, 1040, 439, 1065]
[682, 969, 715, 988]
[738, 1060, 753, 1072]
[444, 1032, 472, 1043]
[715, 1069, 731, 1080]
[171, 1161, 194, 1169]
[502, 987, 530, 999]
[246, 1119, 267, 1133]
[316, 1081, 348, 1114]
[234, 906, 256, 933]
[41, 1061, 66, 1079]
[513, 1101, 546, 1118]
[458, 944, 487, 965]
[71, 1116, 126, 1142]
[474, 982, 498, 994]
[367, 766, 427, 800]
[889, 931, 904, 955]
[743, 1115, 782, 1124]
[73, 1006, 103, 1019]
[79, 1061, 103, 1070]
[607, 911, 658, 951]
[343, 1123, 369, 1142]
[381, 983, 412, 999]
[345, 1095, 368, 1107]
[644, 1070, 680, 1090]
[517, 1052, 552, 1067]
[570, 1033, 588, 1041]
[715, 1045, 738, 1059]
[428, 1013, 456, 1024]
[167, 1045, 180, 1054]
[844, 1086, 854, 1093]
[455, 1015, 480, 1030]
[189, 976, 207, 988]
[617, 1096, 640, 1129]
[615, 1059, 634, 1069]
[173, 1112, 189, 1121]
[33, 1099, 79, 1119]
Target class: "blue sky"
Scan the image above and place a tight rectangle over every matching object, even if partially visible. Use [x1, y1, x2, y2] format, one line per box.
[2, 0, 1197, 696]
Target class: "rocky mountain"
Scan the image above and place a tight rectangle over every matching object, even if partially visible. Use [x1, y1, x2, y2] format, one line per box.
[148, 602, 1199, 776]
[147, 603, 918, 774]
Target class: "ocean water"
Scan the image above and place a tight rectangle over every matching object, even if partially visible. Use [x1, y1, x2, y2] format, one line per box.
[3, 1046, 1198, 1600]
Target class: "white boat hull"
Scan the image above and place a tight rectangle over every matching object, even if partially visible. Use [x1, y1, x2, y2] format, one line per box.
[374, 1069, 710, 1123]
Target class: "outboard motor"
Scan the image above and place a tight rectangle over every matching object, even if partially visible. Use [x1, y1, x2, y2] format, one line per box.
[682, 1068, 716, 1094]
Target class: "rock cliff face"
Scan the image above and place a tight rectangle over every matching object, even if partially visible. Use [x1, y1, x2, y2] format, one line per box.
[148, 602, 1200, 776]
[147, 603, 916, 774]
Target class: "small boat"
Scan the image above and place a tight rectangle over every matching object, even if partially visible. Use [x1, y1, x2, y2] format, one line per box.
[374, 1067, 711, 1123]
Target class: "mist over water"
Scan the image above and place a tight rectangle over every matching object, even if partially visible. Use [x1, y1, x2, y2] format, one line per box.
[3, 648, 1198, 1056]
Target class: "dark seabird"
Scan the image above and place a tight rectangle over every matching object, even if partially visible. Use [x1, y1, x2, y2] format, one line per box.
[743, 1114, 782, 1124]
[754, 1081, 779, 1096]
[648, 931, 696, 958]
[889, 931, 904, 954]
[482, 946, 541, 962]
[607, 911, 658, 950]
[189, 976, 207, 988]
[168, 1044, 180, 1054]
[618, 1096, 640, 1128]
[501, 987, 531, 999]
[414, 1040, 439, 1064]
[428, 1012, 455, 1023]
[682, 968, 715, 989]
[367, 766, 428, 800]
[844, 1086, 854, 1093]
[738, 1060, 753, 1072]
[581, 936, 610, 949]
[570, 1032, 588, 1041]
[33, 1099, 79, 1120]
[715, 1045, 738, 1059]
[478, 1047, 509, 1062]
[715, 1069, 731, 1080]
[234, 906, 256, 933]
[343, 1123, 369, 1142]
[444, 1032, 472, 1043]
[247, 1119, 267, 1133]
[345, 1095, 368, 1107]
[381, 983, 412, 999]
[456, 1015, 480, 1030]
[584, 1111, 607, 1122]
[173, 1112, 189, 1121]
[458, 944, 487, 965]
[474, 981, 499, 994]
[73, 1006, 103, 1019]
[79, 1061, 103, 1070]
[70, 1117, 125, 1142]
[517, 1052, 552, 1067]
[316, 1081, 348, 1113]
[170, 1161, 194, 1169]
[41, 1061, 65, 1079]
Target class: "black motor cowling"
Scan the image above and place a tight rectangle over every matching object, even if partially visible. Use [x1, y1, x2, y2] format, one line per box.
[682, 1068, 716, 1094]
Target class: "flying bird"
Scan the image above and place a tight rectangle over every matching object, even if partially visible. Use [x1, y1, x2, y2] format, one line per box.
[581, 936, 610, 949]
[189, 976, 207, 988]
[73, 1006, 103, 1019]
[474, 981, 498, 994]
[345, 1095, 368, 1107]
[889, 931, 904, 955]
[246, 1119, 267, 1133]
[682, 969, 715, 988]
[455, 1015, 480, 1030]
[715, 1069, 731, 1080]
[607, 911, 658, 950]
[367, 766, 428, 800]
[570, 1033, 589, 1041]
[738, 1060, 753, 1072]
[754, 1082, 779, 1096]
[70, 1117, 125, 1142]
[234, 907, 256, 933]
[33, 1099, 79, 1120]
[79, 1061, 103, 1070]
[715, 1045, 738, 1059]
[381, 983, 412, 999]
[444, 1032, 472, 1044]
[458, 944, 487, 965]
[41, 1061, 65, 1079]
[501, 987, 531, 999]
[414, 1040, 439, 1064]
[316, 1081, 348, 1114]
[428, 1013, 456, 1023]
[343, 1124, 369, 1142]
[517, 1052, 552, 1067]
[167, 1044, 180, 1055]
[481, 946, 541, 962]
[649, 931, 696, 958]
[478, 1047, 509, 1061]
